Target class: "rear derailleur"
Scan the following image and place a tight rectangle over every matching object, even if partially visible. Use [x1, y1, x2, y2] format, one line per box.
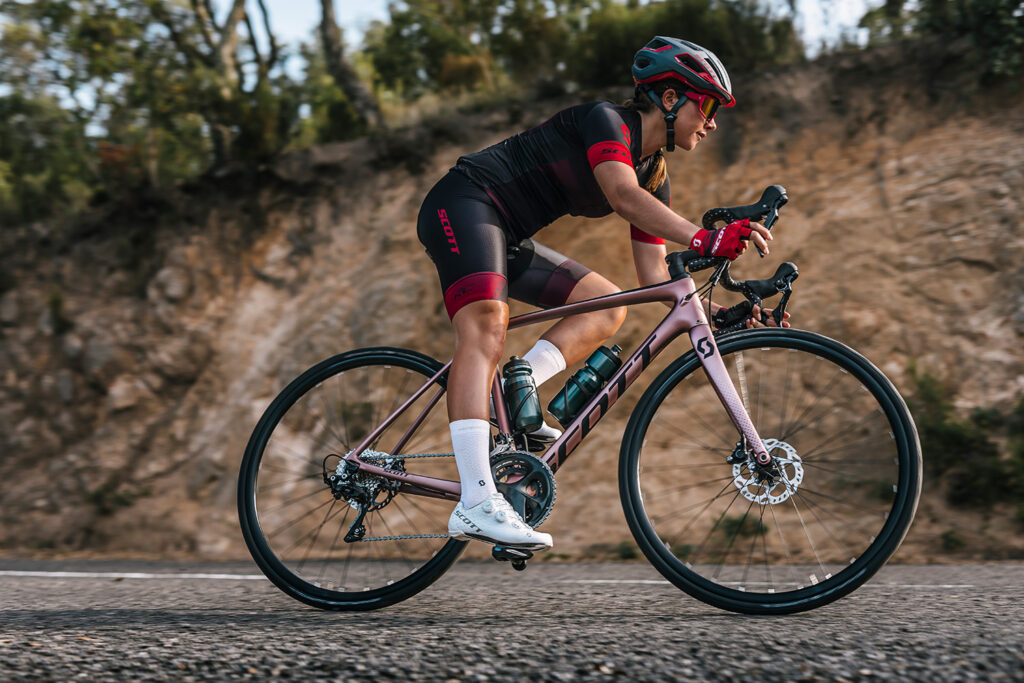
[323, 453, 404, 543]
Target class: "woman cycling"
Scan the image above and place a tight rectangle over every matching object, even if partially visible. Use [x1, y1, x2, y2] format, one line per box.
[417, 36, 781, 551]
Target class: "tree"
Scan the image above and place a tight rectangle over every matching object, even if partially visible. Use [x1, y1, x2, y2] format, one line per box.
[143, 0, 291, 165]
[318, 0, 381, 131]
[859, 0, 1024, 79]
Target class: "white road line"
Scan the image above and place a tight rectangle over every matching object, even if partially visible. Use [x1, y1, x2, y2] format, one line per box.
[560, 579, 975, 588]
[0, 571, 266, 581]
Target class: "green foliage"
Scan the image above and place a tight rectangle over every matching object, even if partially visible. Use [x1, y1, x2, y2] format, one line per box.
[363, 0, 802, 95]
[0, 0, 357, 226]
[906, 365, 1024, 509]
[47, 288, 74, 335]
[572, 0, 801, 90]
[859, 0, 1024, 79]
[614, 540, 639, 559]
[719, 513, 767, 540]
[940, 529, 967, 552]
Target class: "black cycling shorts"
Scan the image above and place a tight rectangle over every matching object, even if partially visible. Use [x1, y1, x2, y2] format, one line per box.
[417, 171, 591, 319]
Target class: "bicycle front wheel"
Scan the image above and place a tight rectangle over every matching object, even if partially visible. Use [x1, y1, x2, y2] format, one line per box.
[619, 329, 921, 614]
[238, 347, 465, 611]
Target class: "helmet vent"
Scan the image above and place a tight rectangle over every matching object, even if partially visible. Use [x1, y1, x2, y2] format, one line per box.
[646, 38, 671, 50]
[675, 54, 708, 76]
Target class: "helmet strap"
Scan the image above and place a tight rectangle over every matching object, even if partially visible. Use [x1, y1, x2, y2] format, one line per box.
[638, 84, 688, 153]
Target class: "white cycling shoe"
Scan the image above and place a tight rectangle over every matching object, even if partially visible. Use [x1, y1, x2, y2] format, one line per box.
[448, 493, 553, 550]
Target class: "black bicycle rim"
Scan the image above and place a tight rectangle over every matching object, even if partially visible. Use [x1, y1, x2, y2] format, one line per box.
[238, 347, 466, 611]
[619, 329, 921, 614]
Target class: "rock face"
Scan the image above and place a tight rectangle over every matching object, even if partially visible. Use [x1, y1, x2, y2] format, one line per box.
[0, 41, 1022, 560]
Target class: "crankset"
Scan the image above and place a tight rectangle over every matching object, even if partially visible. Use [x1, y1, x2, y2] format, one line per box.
[489, 449, 556, 528]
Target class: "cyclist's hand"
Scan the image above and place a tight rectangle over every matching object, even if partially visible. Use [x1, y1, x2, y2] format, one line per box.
[689, 219, 771, 259]
[747, 305, 791, 329]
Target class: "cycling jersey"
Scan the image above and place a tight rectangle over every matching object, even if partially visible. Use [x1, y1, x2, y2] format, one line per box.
[418, 101, 670, 319]
[454, 101, 670, 242]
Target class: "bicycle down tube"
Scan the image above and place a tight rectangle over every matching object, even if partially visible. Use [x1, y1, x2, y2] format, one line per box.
[342, 270, 772, 498]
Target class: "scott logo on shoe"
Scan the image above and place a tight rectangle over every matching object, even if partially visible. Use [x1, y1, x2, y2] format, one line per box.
[454, 509, 481, 533]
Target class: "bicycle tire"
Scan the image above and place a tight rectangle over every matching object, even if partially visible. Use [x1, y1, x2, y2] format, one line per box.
[238, 347, 466, 611]
[619, 329, 921, 614]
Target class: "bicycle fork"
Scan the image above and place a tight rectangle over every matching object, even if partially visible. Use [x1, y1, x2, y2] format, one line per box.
[689, 323, 771, 466]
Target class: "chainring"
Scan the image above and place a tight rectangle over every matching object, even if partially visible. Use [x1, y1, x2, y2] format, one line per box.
[489, 450, 556, 528]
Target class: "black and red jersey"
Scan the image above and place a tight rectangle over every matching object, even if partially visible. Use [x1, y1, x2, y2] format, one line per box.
[453, 101, 670, 243]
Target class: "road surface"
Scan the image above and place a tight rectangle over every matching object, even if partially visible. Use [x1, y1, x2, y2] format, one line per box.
[1, 559, 1022, 681]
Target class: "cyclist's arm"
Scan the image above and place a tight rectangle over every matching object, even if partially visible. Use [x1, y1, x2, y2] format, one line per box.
[594, 161, 702, 244]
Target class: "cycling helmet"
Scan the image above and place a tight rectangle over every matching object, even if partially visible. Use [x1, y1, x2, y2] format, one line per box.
[631, 36, 736, 151]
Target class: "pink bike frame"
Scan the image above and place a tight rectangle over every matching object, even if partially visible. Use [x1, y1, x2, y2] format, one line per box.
[342, 274, 771, 501]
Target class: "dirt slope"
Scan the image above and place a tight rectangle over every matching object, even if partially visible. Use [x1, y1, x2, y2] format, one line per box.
[1, 40, 1022, 560]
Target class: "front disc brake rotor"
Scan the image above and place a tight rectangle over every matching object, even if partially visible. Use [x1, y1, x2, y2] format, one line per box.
[732, 438, 803, 504]
[489, 450, 556, 527]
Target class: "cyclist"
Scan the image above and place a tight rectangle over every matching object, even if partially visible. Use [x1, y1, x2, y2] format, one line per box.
[417, 36, 785, 551]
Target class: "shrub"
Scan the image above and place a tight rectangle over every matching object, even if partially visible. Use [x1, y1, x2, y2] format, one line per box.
[906, 365, 1021, 509]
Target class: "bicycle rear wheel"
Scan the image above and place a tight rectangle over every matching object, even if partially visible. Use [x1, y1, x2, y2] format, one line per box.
[238, 347, 465, 611]
[619, 329, 921, 614]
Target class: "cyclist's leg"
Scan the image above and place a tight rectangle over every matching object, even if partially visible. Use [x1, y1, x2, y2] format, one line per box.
[508, 240, 627, 368]
[417, 173, 552, 549]
[418, 172, 508, 503]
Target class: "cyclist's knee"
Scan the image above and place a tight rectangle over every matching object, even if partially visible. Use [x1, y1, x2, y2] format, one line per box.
[570, 274, 625, 332]
[452, 299, 508, 360]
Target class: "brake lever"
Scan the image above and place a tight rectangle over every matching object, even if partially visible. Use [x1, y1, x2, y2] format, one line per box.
[702, 185, 788, 259]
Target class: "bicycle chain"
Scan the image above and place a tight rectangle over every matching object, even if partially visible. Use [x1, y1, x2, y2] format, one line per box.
[357, 452, 454, 460]
[355, 534, 450, 542]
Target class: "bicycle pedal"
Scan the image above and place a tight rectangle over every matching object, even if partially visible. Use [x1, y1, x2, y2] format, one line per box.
[491, 545, 534, 564]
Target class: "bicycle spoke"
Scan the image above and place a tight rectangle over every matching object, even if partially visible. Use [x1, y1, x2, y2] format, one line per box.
[710, 497, 757, 580]
[627, 334, 919, 611]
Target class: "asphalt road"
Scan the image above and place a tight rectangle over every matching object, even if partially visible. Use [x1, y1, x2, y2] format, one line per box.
[1, 559, 1022, 681]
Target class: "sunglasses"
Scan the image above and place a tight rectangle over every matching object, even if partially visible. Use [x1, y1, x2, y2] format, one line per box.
[685, 91, 722, 121]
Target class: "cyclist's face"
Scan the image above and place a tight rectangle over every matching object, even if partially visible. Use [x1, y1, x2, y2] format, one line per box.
[675, 97, 717, 151]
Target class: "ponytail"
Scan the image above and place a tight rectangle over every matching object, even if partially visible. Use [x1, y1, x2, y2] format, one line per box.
[644, 152, 667, 193]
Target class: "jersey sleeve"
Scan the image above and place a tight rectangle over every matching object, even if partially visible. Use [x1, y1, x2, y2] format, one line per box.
[630, 170, 670, 245]
[581, 103, 634, 170]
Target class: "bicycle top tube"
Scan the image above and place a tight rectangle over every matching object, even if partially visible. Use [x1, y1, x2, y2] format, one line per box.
[507, 273, 698, 331]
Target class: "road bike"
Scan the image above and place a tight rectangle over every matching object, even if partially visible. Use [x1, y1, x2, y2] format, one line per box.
[237, 185, 922, 614]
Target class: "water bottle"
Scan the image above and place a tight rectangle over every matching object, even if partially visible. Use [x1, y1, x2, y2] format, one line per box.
[547, 345, 622, 427]
[502, 357, 543, 433]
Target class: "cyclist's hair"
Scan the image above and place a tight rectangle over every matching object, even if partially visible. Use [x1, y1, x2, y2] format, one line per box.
[623, 81, 682, 194]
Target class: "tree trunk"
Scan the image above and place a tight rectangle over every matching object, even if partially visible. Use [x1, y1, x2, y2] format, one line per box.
[318, 0, 382, 129]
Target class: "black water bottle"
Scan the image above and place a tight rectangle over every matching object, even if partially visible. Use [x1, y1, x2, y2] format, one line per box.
[502, 357, 543, 433]
[547, 345, 622, 427]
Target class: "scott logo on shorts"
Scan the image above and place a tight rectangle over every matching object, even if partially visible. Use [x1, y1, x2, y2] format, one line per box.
[438, 209, 460, 254]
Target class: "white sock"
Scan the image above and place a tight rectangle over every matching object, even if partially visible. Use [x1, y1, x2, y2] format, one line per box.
[450, 419, 496, 508]
[522, 339, 567, 388]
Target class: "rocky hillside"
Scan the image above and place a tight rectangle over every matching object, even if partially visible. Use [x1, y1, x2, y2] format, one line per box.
[1, 39, 1022, 560]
